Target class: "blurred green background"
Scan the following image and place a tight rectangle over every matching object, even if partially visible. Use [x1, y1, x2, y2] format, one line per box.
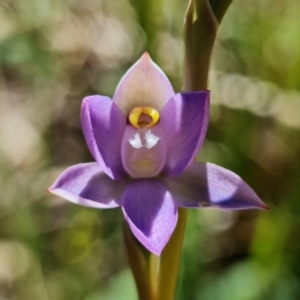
[0, 0, 299, 299]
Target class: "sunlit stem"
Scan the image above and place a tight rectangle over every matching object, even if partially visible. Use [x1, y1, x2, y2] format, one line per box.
[157, 1, 232, 299]
[157, 208, 188, 300]
[123, 221, 159, 300]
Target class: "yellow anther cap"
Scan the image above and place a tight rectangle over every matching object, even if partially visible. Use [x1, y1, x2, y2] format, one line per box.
[128, 106, 160, 128]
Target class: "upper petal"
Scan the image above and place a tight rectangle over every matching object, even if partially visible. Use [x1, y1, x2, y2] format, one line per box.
[48, 162, 127, 208]
[113, 53, 175, 114]
[122, 179, 178, 256]
[163, 162, 268, 210]
[81, 95, 127, 179]
[160, 91, 210, 176]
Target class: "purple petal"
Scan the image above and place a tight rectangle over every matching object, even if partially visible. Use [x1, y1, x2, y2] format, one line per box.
[163, 162, 268, 210]
[48, 162, 127, 208]
[81, 95, 127, 179]
[113, 53, 175, 114]
[160, 91, 210, 176]
[121, 125, 167, 178]
[122, 179, 178, 255]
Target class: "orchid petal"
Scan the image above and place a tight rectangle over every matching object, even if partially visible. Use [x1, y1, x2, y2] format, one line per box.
[81, 95, 126, 179]
[122, 179, 178, 255]
[121, 124, 167, 178]
[160, 91, 210, 176]
[48, 163, 127, 208]
[113, 53, 175, 114]
[163, 162, 268, 210]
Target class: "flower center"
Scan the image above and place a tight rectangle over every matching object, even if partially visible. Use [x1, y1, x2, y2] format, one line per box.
[128, 106, 160, 128]
[121, 126, 166, 178]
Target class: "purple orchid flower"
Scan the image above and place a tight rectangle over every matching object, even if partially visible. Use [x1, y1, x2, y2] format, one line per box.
[48, 53, 268, 256]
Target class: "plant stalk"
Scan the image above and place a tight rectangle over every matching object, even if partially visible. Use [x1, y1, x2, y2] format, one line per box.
[157, 208, 188, 300]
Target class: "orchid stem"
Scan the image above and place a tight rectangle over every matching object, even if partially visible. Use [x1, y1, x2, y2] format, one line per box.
[149, 252, 159, 299]
[157, 208, 188, 300]
[123, 221, 158, 300]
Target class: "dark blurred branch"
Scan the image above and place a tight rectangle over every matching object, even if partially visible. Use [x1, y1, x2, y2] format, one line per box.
[209, 0, 233, 23]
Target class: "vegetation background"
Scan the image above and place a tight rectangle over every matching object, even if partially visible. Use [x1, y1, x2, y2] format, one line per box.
[0, 0, 299, 299]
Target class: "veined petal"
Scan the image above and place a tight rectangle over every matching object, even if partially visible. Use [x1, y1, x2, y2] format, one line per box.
[163, 162, 268, 210]
[113, 53, 175, 114]
[48, 163, 127, 208]
[81, 95, 126, 179]
[122, 179, 178, 255]
[160, 91, 210, 176]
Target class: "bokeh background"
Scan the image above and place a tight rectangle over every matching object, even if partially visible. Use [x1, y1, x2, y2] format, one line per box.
[0, 0, 300, 299]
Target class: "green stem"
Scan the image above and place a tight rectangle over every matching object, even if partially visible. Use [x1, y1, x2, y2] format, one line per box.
[123, 221, 158, 300]
[157, 208, 188, 300]
[183, 0, 218, 91]
[149, 253, 159, 299]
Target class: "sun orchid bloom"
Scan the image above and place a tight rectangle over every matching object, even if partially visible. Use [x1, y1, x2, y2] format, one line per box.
[48, 53, 268, 255]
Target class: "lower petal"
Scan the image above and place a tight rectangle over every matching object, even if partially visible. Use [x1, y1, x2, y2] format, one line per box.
[163, 162, 268, 210]
[48, 162, 127, 208]
[122, 179, 178, 255]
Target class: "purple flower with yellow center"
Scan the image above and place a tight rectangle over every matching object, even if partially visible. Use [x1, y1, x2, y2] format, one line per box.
[49, 53, 267, 255]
